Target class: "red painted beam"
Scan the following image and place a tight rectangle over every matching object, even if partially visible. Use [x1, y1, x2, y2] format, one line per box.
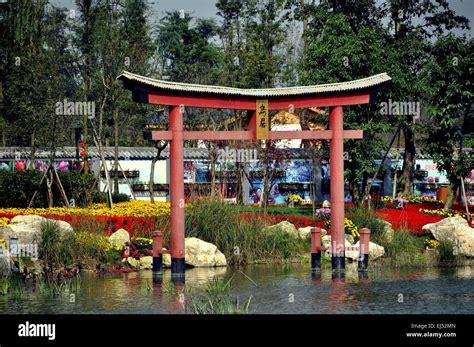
[183, 131, 255, 140]
[143, 129, 363, 141]
[147, 93, 371, 110]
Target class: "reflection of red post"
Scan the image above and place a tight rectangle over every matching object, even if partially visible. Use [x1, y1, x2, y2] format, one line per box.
[358, 228, 370, 272]
[152, 230, 163, 272]
[170, 105, 185, 276]
[330, 106, 345, 272]
[310, 227, 322, 271]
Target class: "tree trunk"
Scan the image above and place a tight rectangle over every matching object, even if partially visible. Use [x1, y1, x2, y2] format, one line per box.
[401, 127, 416, 196]
[113, 107, 119, 194]
[210, 144, 217, 197]
[28, 130, 36, 170]
[444, 180, 458, 211]
[149, 156, 159, 203]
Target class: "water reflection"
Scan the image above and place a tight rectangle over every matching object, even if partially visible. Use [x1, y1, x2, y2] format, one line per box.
[0, 265, 473, 314]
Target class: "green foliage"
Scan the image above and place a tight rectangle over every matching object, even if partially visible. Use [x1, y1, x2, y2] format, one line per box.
[346, 206, 388, 244]
[186, 277, 252, 314]
[57, 172, 96, 207]
[92, 192, 131, 204]
[423, 35, 473, 182]
[438, 240, 458, 263]
[185, 198, 306, 265]
[0, 170, 45, 207]
[39, 221, 74, 276]
[381, 231, 430, 267]
[0, 170, 96, 208]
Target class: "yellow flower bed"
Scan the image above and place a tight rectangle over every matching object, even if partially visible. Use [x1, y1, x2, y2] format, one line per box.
[0, 201, 171, 218]
[419, 208, 467, 219]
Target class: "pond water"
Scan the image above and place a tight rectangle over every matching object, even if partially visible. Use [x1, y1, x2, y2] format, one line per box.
[1, 264, 473, 314]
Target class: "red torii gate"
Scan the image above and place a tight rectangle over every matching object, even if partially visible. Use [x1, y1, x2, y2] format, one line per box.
[119, 71, 391, 277]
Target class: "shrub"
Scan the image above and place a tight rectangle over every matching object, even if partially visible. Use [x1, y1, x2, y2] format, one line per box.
[381, 230, 430, 266]
[438, 240, 457, 263]
[39, 221, 74, 276]
[92, 192, 131, 204]
[57, 172, 96, 207]
[346, 206, 388, 244]
[0, 170, 96, 208]
[185, 198, 306, 265]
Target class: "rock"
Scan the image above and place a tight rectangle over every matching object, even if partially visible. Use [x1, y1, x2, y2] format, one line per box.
[10, 215, 45, 224]
[345, 234, 355, 245]
[0, 216, 74, 275]
[215, 250, 227, 267]
[184, 237, 227, 267]
[124, 257, 140, 268]
[108, 228, 130, 248]
[0, 223, 42, 246]
[353, 241, 385, 259]
[163, 253, 171, 267]
[378, 219, 394, 244]
[321, 235, 352, 250]
[263, 221, 299, 238]
[423, 217, 474, 257]
[297, 226, 328, 240]
[322, 235, 332, 250]
[139, 256, 153, 270]
[10, 215, 73, 234]
[298, 226, 313, 239]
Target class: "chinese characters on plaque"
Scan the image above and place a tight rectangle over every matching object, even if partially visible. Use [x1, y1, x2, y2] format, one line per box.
[256, 100, 269, 140]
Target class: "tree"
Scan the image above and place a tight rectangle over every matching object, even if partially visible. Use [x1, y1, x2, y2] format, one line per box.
[383, 0, 469, 196]
[302, 12, 391, 203]
[423, 35, 473, 210]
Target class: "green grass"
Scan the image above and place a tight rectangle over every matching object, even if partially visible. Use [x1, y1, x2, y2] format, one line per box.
[185, 277, 252, 314]
[378, 230, 434, 267]
[185, 198, 308, 265]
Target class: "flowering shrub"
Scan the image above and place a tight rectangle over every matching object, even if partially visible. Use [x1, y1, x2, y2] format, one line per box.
[0, 217, 9, 227]
[131, 237, 153, 257]
[425, 238, 440, 249]
[287, 194, 303, 204]
[382, 195, 442, 205]
[325, 218, 360, 239]
[419, 208, 468, 219]
[314, 208, 331, 220]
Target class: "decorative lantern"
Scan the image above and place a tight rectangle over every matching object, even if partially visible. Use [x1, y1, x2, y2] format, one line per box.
[58, 161, 69, 173]
[15, 160, 25, 171]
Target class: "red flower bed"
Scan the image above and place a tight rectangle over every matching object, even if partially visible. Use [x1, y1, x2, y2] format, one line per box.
[374, 204, 444, 234]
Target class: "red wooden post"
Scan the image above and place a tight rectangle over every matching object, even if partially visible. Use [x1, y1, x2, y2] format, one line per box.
[310, 227, 322, 271]
[152, 230, 163, 272]
[358, 228, 371, 272]
[330, 106, 345, 272]
[170, 105, 186, 276]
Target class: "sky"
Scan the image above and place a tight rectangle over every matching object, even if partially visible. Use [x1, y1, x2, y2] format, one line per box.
[52, 0, 474, 37]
